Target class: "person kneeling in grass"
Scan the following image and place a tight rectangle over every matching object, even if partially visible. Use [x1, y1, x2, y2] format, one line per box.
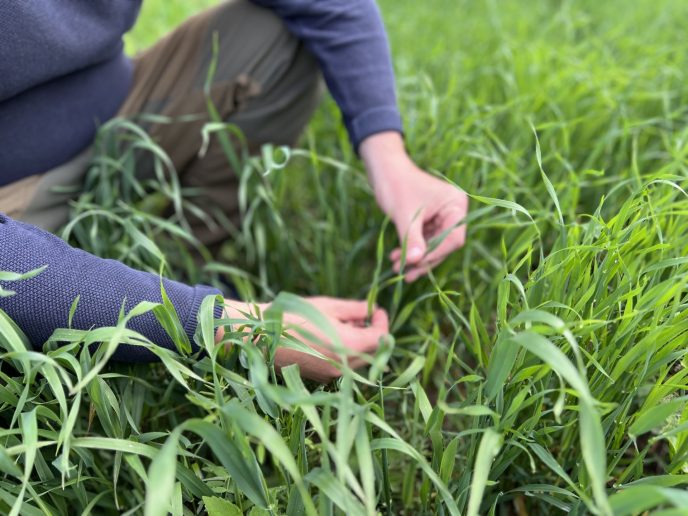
[0, 0, 467, 381]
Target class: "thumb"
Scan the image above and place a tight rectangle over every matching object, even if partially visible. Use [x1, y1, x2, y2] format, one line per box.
[396, 208, 427, 265]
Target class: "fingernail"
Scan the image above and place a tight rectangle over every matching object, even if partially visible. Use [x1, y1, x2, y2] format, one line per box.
[408, 247, 423, 260]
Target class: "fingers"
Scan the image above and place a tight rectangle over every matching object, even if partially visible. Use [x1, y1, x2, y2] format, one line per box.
[422, 206, 467, 264]
[402, 210, 466, 282]
[279, 297, 391, 383]
[397, 227, 465, 278]
[404, 257, 443, 283]
[275, 311, 388, 383]
[310, 297, 371, 323]
[305, 297, 390, 349]
[394, 208, 427, 266]
[311, 298, 390, 332]
[349, 325, 387, 351]
[391, 203, 467, 281]
[322, 304, 389, 353]
[369, 307, 389, 331]
[275, 347, 371, 383]
[274, 348, 343, 383]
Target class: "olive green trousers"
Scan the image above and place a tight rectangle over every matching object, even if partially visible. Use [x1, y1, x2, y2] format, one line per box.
[0, 0, 321, 247]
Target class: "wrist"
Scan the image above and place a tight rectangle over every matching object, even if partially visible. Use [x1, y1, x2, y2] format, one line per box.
[215, 300, 268, 344]
[360, 131, 412, 177]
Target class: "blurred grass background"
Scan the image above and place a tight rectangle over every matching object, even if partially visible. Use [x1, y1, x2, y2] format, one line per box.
[5, 0, 685, 514]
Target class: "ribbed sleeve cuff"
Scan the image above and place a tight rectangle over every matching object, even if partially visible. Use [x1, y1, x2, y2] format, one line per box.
[348, 106, 404, 151]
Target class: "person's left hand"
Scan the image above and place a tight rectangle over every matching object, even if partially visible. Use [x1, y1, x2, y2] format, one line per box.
[360, 131, 468, 282]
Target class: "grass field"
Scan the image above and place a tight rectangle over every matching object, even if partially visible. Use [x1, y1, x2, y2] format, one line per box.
[2, 0, 688, 514]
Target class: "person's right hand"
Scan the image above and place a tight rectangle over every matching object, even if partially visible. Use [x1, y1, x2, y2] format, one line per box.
[221, 297, 389, 383]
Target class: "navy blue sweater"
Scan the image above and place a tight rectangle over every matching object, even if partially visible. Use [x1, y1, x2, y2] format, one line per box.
[0, 214, 220, 359]
[0, 1, 402, 356]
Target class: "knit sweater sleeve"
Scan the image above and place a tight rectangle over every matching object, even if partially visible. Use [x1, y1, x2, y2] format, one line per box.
[0, 213, 221, 361]
[250, 0, 402, 149]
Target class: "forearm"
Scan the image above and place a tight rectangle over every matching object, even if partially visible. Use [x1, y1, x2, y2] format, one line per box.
[359, 131, 420, 213]
[250, 0, 402, 148]
[0, 213, 221, 360]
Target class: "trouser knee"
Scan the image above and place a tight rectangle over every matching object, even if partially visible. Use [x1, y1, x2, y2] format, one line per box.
[204, 0, 323, 146]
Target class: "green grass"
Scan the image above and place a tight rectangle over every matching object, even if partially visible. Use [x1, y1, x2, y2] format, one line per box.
[2, 0, 688, 514]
